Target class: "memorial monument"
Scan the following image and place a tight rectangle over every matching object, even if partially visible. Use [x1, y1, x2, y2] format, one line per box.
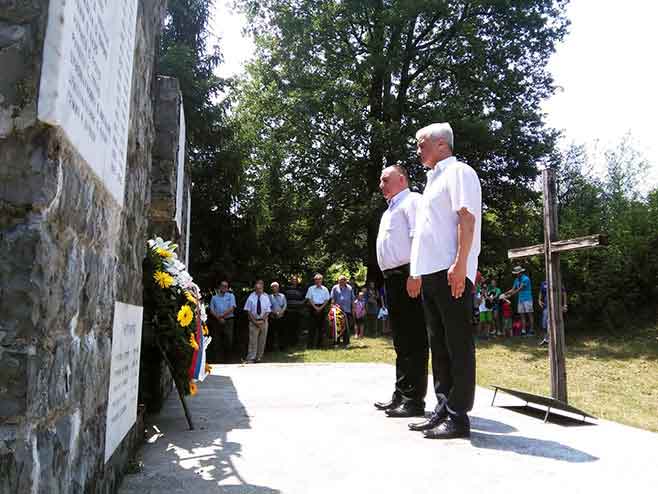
[0, 1, 168, 492]
[148, 76, 191, 260]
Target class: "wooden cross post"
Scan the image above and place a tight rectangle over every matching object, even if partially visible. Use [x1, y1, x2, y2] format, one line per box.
[508, 168, 606, 404]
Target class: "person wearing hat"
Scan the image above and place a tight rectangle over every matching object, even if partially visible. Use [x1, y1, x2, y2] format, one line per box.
[505, 266, 534, 336]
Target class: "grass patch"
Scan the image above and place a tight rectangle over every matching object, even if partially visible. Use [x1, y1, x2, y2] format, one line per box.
[263, 325, 658, 432]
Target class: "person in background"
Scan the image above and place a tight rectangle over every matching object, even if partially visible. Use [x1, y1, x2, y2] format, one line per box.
[538, 280, 568, 346]
[488, 278, 502, 336]
[305, 273, 331, 348]
[471, 271, 483, 327]
[268, 281, 287, 352]
[506, 266, 534, 337]
[283, 277, 306, 347]
[243, 280, 272, 363]
[331, 275, 354, 347]
[365, 281, 380, 337]
[353, 290, 367, 339]
[499, 294, 514, 337]
[477, 282, 493, 338]
[209, 280, 237, 363]
[379, 284, 390, 334]
[349, 277, 360, 293]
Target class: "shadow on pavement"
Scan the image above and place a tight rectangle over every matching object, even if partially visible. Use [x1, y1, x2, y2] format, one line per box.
[470, 416, 518, 434]
[470, 429, 599, 463]
[122, 374, 281, 494]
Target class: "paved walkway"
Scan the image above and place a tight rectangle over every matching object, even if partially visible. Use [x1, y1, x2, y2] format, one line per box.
[119, 363, 658, 494]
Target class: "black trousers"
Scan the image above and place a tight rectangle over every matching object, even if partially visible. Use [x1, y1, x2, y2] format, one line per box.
[334, 312, 351, 346]
[266, 315, 283, 351]
[208, 316, 234, 363]
[308, 306, 327, 348]
[421, 270, 476, 415]
[284, 310, 300, 347]
[384, 268, 428, 405]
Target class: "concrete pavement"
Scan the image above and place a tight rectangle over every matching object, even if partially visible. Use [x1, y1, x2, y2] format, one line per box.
[119, 363, 658, 494]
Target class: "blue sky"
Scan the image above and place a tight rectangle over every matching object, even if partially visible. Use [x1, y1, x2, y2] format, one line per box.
[210, 0, 658, 190]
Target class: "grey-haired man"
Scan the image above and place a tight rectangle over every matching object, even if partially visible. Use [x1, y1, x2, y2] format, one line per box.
[407, 122, 482, 439]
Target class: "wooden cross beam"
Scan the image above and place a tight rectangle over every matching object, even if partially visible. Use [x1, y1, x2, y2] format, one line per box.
[508, 168, 606, 404]
[508, 234, 608, 259]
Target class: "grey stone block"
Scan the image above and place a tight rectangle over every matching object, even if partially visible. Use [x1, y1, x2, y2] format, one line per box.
[0, 1, 168, 493]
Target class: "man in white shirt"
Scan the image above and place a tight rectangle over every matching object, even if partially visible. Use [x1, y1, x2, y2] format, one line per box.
[374, 165, 428, 418]
[305, 273, 331, 348]
[243, 280, 272, 363]
[209, 280, 237, 363]
[268, 281, 287, 351]
[407, 122, 482, 440]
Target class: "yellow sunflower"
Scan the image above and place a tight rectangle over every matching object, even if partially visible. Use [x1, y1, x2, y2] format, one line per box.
[189, 382, 197, 396]
[202, 323, 209, 336]
[177, 305, 194, 327]
[188, 332, 199, 350]
[184, 291, 197, 305]
[156, 247, 173, 259]
[153, 271, 174, 288]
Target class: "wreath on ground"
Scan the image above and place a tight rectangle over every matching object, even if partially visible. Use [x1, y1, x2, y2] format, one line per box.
[143, 237, 210, 395]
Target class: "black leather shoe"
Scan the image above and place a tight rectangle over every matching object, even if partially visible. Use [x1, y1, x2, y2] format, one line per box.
[374, 397, 401, 411]
[385, 403, 425, 418]
[423, 415, 470, 439]
[408, 407, 448, 431]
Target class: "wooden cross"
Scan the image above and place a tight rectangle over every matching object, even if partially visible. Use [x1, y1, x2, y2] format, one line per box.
[507, 168, 607, 403]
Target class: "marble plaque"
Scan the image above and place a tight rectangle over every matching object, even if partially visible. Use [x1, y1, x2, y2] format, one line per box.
[38, 0, 139, 205]
[175, 104, 186, 233]
[104, 302, 143, 463]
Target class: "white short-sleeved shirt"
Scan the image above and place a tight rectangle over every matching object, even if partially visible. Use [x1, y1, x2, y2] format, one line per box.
[376, 188, 421, 271]
[305, 285, 331, 305]
[244, 292, 272, 319]
[410, 156, 482, 283]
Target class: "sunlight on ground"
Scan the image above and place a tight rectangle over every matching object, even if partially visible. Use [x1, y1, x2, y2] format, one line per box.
[259, 326, 658, 432]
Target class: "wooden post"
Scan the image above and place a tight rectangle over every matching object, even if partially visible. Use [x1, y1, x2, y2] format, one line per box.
[542, 168, 568, 402]
[507, 171, 605, 410]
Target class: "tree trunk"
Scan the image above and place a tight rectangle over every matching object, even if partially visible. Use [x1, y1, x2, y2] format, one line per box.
[365, 0, 386, 283]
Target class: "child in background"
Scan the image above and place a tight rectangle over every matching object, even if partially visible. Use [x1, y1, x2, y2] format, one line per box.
[512, 315, 523, 337]
[499, 294, 513, 337]
[478, 283, 493, 338]
[488, 279, 502, 336]
[353, 290, 367, 339]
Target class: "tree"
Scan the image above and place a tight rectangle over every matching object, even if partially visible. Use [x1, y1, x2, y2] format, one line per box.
[556, 140, 658, 328]
[158, 0, 246, 286]
[236, 0, 570, 279]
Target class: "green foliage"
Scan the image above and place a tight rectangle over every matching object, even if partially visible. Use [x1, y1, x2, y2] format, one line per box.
[472, 137, 658, 330]
[158, 0, 247, 287]
[162, 2, 656, 332]
[553, 139, 656, 329]
[235, 0, 569, 279]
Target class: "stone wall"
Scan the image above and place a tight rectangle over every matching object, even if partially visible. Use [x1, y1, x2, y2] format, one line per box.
[0, 1, 167, 493]
[148, 76, 190, 260]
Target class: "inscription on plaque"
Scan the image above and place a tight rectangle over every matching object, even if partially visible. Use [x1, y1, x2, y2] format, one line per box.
[38, 0, 139, 205]
[105, 302, 143, 463]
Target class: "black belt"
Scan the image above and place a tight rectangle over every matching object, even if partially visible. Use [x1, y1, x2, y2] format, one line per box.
[383, 263, 410, 279]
